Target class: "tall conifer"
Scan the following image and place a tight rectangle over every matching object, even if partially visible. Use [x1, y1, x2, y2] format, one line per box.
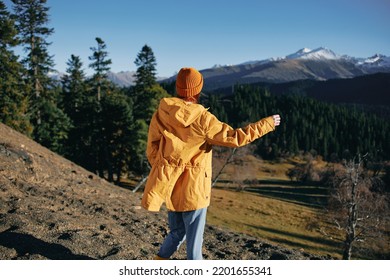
[130, 44, 169, 174]
[134, 44, 157, 90]
[61, 55, 87, 119]
[12, 0, 54, 103]
[11, 0, 71, 152]
[0, 0, 31, 134]
[60, 54, 87, 161]
[88, 37, 112, 102]
[132, 44, 169, 122]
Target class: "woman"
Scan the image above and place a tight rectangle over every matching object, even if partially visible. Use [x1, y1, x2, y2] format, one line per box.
[141, 67, 281, 260]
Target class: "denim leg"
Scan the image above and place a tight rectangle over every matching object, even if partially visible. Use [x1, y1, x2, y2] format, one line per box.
[157, 211, 186, 258]
[182, 207, 207, 260]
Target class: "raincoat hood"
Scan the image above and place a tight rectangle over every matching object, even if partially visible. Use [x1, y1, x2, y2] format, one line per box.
[158, 97, 205, 128]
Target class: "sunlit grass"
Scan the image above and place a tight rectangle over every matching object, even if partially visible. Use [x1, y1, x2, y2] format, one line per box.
[208, 187, 343, 258]
[208, 155, 389, 259]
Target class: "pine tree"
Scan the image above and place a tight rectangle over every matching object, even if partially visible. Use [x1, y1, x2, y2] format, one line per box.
[0, 0, 31, 134]
[134, 44, 157, 91]
[100, 90, 134, 182]
[88, 37, 112, 102]
[60, 54, 88, 161]
[33, 98, 72, 154]
[12, 0, 54, 110]
[85, 37, 137, 181]
[85, 37, 113, 177]
[61, 55, 87, 117]
[11, 0, 71, 152]
[129, 44, 169, 175]
[132, 44, 168, 122]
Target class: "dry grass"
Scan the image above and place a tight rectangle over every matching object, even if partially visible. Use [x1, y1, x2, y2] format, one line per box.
[208, 188, 343, 258]
[208, 153, 389, 259]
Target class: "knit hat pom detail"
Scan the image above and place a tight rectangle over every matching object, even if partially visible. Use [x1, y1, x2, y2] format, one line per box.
[176, 67, 204, 97]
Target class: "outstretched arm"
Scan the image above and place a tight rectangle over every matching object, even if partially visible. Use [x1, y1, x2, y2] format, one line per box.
[204, 112, 281, 148]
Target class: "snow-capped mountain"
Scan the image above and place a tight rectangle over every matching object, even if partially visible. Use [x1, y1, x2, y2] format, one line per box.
[240, 47, 389, 69]
[286, 47, 340, 60]
[195, 47, 390, 90]
[240, 47, 341, 65]
[357, 54, 390, 68]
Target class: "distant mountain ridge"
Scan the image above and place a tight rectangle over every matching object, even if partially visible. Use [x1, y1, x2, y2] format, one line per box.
[106, 71, 136, 87]
[239, 47, 390, 68]
[49, 70, 167, 88]
[51, 47, 390, 89]
[193, 47, 390, 90]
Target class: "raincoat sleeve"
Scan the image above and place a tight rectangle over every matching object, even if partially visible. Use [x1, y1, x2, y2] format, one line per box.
[146, 113, 160, 166]
[204, 112, 275, 148]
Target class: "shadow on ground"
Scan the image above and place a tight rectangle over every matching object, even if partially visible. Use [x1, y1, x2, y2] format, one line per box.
[0, 227, 94, 260]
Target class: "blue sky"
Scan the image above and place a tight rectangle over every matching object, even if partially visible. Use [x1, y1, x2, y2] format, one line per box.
[4, 0, 390, 77]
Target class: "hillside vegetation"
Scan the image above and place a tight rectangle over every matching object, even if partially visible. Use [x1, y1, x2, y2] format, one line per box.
[255, 73, 390, 107]
[205, 84, 390, 161]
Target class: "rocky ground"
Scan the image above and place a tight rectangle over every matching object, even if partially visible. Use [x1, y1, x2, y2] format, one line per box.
[0, 123, 326, 260]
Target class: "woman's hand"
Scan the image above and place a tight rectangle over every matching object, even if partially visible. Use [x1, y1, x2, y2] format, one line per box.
[273, 114, 281, 126]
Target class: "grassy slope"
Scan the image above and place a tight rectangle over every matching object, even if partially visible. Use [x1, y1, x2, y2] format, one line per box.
[208, 188, 342, 258]
[207, 154, 388, 259]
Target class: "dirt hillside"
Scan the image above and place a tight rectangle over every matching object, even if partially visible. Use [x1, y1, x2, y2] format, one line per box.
[0, 123, 324, 260]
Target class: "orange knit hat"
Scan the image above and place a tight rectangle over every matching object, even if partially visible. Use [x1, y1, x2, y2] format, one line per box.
[176, 67, 204, 97]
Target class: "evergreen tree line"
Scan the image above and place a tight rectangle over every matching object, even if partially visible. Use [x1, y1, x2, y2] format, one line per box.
[205, 84, 390, 161]
[0, 0, 169, 182]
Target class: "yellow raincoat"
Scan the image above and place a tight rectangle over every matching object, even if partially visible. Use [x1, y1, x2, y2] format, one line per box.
[141, 97, 275, 212]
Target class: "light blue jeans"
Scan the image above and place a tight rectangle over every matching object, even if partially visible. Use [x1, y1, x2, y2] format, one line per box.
[158, 207, 207, 260]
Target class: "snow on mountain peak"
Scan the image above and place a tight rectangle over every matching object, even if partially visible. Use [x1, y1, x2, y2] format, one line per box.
[364, 54, 383, 64]
[301, 47, 312, 53]
[286, 48, 312, 59]
[357, 53, 390, 68]
[286, 47, 340, 60]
